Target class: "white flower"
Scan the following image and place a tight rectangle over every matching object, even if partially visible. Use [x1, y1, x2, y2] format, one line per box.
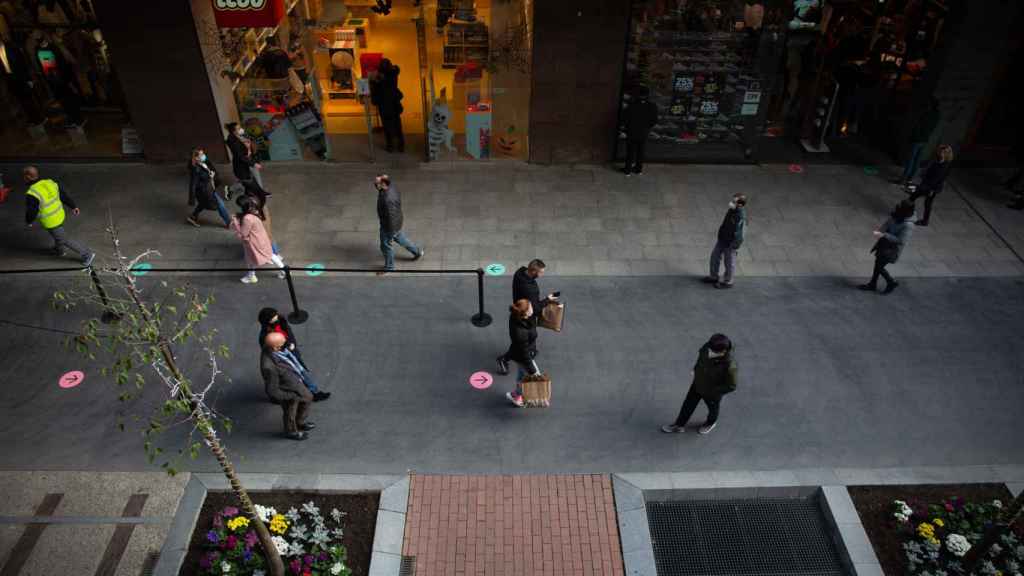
[330, 562, 345, 575]
[330, 508, 345, 523]
[290, 523, 309, 542]
[220, 561, 232, 573]
[271, 536, 290, 557]
[302, 502, 321, 516]
[254, 504, 277, 523]
[286, 507, 301, 522]
[310, 524, 332, 548]
[946, 533, 971, 557]
[993, 499, 1003, 509]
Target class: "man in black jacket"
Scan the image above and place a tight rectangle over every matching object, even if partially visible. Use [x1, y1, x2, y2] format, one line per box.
[376, 174, 423, 271]
[661, 334, 738, 435]
[622, 86, 659, 176]
[703, 194, 747, 289]
[497, 259, 556, 375]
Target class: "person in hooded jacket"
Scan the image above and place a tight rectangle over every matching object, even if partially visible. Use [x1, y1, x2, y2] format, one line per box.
[257, 307, 330, 402]
[371, 59, 405, 153]
[504, 299, 540, 407]
[661, 333, 738, 435]
[622, 86, 659, 176]
[859, 199, 915, 294]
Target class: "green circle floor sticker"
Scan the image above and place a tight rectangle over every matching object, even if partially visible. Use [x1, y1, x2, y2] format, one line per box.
[306, 263, 325, 277]
[485, 263, 505, 276]
[131, 262, 152, 276]
[864, 166, 879, 176]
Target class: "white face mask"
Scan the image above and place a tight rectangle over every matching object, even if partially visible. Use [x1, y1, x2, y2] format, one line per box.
[237, 129, 245, 137]
[729, 201, 736, 209]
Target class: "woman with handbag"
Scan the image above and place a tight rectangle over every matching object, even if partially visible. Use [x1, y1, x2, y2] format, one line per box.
[186, 148, 231, 228]
[504, 299, 540, 408]
[859, 200, 916, 295]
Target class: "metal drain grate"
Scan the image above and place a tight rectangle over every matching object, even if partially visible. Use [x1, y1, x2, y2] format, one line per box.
[647, 498, 846, 576]
[399, 555, 416, 576]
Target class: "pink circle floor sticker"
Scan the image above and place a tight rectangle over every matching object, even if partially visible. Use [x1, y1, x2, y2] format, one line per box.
[469, 371, 493, 390]
[789, 164, 805, 174]
[59, 370, 85, 389]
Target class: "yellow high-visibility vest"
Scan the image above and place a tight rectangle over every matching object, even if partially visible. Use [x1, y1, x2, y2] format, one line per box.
[27, 179, 66, 229]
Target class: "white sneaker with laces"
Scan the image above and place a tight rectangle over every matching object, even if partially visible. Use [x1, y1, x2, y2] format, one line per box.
[506, 392, 524, 407]
[241, 274, 258, 284]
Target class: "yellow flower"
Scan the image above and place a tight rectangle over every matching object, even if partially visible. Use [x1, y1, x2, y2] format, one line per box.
[227, 516, 250, 531]
[933, 518, 944, 527]
[928, 537, 940, 547]
[269, 514, 289, 535]
[916, 523, 935, 538]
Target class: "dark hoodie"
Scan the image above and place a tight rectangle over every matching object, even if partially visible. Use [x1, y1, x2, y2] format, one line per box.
[692, 344, 738, 400]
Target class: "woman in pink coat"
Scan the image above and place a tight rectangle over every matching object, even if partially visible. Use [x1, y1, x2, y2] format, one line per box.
[230, 196, 286, 284]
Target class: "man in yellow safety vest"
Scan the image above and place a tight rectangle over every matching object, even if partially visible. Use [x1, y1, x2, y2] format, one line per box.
[24, 166, 95, 267]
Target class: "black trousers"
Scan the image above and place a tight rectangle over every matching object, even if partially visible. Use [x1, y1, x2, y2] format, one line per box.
[625, 138, 647, 173]
[672, 383, 720, 427]
[381, 112, 405, 152]
[908, 188, 936, 225]
[869, 258, 895, 287]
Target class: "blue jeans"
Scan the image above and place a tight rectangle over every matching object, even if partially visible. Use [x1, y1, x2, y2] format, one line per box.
[902, 142, 926, 181]
[298, 370, 319, 394]
[512, 359, 539, 398]
[709, 239, 737, 284]
[214, 194, 231, 226]
[380, 229, 420, 270]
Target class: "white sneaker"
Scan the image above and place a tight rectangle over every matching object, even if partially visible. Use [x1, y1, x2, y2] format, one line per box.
[241, 275, 258, 284]
[698, 421, 717, 434]
[505, 392, 524, 407]
[277, 270, 287, 279]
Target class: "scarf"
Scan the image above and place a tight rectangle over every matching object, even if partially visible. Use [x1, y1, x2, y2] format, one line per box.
[273, 349, 306, 377]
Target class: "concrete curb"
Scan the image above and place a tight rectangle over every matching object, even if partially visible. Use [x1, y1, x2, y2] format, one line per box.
[151, 473, 406, 576]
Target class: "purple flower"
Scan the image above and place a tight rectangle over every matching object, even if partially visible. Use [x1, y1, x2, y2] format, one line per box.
[226, 535, 238, 549]
[243, 549, 253, 562]
[245, 531, 259, 548]
[199, 553, 214, 569]
[304, 554, 314, 566]
[290, 558, 302, 574]
[207, 530, 220, 543]
[319, 551, 329, 562]
[222, 506, 240, 517]
[212, 515, 224, 528]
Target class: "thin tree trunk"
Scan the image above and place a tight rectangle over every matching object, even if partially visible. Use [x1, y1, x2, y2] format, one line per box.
[962, 490, 1024, 572]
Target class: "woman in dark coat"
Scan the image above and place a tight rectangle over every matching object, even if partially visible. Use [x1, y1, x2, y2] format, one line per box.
[504, 299, 540, 407]
[859, 199, 916, 294]
[225, 122, 264, 189]
[187, 147, 231, 228]
[906, 144, 954, 226]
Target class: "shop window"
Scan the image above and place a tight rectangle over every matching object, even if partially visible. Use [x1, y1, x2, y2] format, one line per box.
[0, 0, 135, 158]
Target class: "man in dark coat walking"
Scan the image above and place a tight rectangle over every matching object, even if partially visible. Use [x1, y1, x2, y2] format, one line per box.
[261, 332, 314, 440]
[376, 174, 423, 271]
[622, 86, 659, 176]
[662, 334, 738, 435]
[497, 259, 557, 375]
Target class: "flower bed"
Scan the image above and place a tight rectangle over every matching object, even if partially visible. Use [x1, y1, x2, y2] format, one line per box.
[180, 491, 379, 576]
[849, 484, 1023, 576]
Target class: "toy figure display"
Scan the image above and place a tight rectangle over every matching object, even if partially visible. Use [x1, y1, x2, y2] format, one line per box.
[426, 71, 455, 160]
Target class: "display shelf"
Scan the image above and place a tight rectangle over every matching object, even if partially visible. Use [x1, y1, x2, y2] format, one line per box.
[228, 0, 300, 90]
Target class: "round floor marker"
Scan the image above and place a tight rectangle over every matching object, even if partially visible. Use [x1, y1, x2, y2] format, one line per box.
[863, 166, 879, 176]
[789, 164, 804, 174]
[306, 263, 325, 277]
[470, 371, 493, 390]
[485, 263, 505, 276]
[131, 262, 152, 276]
[59, 370, 84, 389]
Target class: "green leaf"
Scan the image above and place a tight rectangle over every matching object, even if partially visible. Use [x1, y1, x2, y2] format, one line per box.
[223, 418, 234, 433]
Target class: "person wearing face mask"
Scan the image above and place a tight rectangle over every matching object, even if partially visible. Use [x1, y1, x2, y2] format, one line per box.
[225, 122, 264, 190]
[375, 174, 424, 272]
[661, 333, 738, 435]
[504, 299, 540, 408]
[187, 148, 231, 228]
[703, 194, 747, 289]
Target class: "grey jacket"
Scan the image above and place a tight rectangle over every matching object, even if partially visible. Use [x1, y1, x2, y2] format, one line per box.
[260, 347, 309, 403]
[377, 184, 403, 234]
[872, 217, 914, 263]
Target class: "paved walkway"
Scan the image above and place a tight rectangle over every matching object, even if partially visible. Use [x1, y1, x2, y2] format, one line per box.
[1, 162, 1021, 277]
[403, 475, 623, 576]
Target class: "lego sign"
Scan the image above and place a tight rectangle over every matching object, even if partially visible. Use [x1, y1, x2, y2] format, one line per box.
[212, 0, 285, 28]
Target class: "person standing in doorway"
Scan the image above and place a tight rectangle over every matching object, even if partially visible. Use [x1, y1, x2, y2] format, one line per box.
[622, 86, 659, 176]
[859, 199, 915, 295]
[372, 59, 405, 153]
[895, 97, 940, 186]
[261, 332, 314, 440]
[497, 259, 557, 375]
[703, 193, 747, 289]
[257, 307, 330, 402]
[187, 148, 231, 228]
[661, 333, 738, 435]
[504, 299, 540, 408]
[23, 166, 95, 267]
[225, 122, 264, 190]
[906, 144, 953, 227]
[231, 196, 287, 284]
[376, 174, 423, 272]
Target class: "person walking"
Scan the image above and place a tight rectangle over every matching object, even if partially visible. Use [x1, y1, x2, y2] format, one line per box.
[703, 193, 747, 289]
[187, 148, 231, 228]
[376, 174, 423, 271]
[894, 97, 940, 185]
[225, 122, 264, 190]
[906, 144, 953, 227]
[622, 86, 659, 176]
[260, 332, 314, 440]
[504, 299, 540, 408]
[257, 307, 330, 401]
[371, 59, 405, 153]
[859, 199, 915, 295]
[23, 166, 95, 266]
[661, 333, 738, 435]
[497, 259, 556, 375]
[230, 196, 287, 284]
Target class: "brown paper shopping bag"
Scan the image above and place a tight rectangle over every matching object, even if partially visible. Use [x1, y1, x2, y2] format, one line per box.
[520, 372, 551, 407]
[538, 301, 565, 332]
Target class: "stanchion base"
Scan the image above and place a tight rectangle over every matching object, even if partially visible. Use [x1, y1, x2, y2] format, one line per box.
[471, 313, 492, 328]
[101, 311, 122, 324]
[288, 310, 310, 325]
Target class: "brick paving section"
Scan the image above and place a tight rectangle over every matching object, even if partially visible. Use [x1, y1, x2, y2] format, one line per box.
[403, 475, 624, 576]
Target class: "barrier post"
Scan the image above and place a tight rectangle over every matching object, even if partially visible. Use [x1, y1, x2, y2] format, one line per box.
[283, 266, 309, 324]
[88, 268, 121, 324]
[471, 268, 492, 327]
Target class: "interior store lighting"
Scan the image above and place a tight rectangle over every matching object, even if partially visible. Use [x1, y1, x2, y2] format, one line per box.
[0, 43, 11, 74]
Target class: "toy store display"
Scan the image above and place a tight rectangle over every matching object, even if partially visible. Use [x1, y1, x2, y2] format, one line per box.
[236, 79, 303, 161]
[465, 101, 491, 159]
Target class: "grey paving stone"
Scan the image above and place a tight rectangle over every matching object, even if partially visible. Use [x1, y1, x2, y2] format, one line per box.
[616, 473, 672, 491]
[617, 507, 652, 555]
[852, 563, 886, 576]
[611, 476, 646, 512]
[378, 477, 410, 514]
[622, 548, 658, 576]
[371, 510, 405, 555]
[1007, 483, 1024, 497]
[368, 550, 403, 576]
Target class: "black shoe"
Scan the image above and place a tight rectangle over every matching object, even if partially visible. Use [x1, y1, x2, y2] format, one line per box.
[313, 391, 331, 402]
[882, 282, 899, 295]
[624, 171, 632, 177]
[299, 422, 316, 431]
[714, 281, 733, 289]
[285, 431, 308, 441]
[496, 356, 510, 375]
[412, 248, 424, 261]
[701, 276, 719, 284]
[857, 283, 877, 292]
[914, 220, 928, 226]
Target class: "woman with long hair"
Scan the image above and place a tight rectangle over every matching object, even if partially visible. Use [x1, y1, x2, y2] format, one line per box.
[504, 299, 540, 407]
[187, 147, 231, 228]
[230, 196, 287, 284]
[906, 144, 954, 226]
